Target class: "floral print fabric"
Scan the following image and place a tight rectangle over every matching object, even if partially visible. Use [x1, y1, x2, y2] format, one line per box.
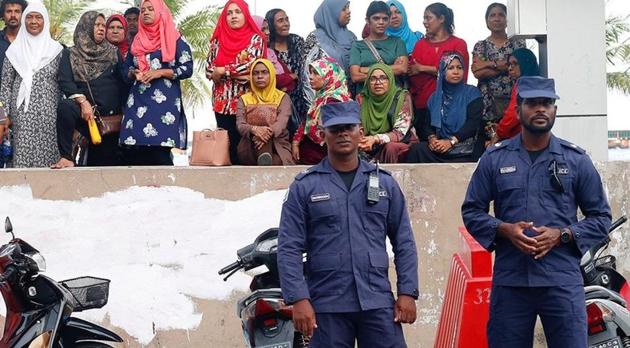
[120, 37, 193, 148]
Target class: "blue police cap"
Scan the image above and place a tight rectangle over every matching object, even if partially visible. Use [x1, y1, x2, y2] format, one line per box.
[517, 76, 560, 100]
[321, 101, 362, 128]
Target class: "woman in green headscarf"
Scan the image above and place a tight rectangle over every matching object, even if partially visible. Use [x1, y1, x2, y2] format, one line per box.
[358, 63, 416, 163]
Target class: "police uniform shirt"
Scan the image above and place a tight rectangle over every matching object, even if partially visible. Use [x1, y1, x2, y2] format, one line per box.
[462, 134, 612, 287]
[278, 158, 419, 313]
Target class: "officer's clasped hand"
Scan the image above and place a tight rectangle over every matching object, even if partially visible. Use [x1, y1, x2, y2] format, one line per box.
[498, 222, 562, 259]
[292, 299, 318, 338]
[532, 226, 562, 260]
[498, 221, 537, 255]
[394, 295, 417, 324]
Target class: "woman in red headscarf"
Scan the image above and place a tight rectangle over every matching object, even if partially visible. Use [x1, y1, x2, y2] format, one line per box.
[206, 0, 265, 165]
[106, 14, 129, 58]
[118, 0, 193, 166]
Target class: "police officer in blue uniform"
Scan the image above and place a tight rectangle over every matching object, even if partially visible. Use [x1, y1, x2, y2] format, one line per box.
[462, 76, 612, 348]
[278, 101, 419, 347]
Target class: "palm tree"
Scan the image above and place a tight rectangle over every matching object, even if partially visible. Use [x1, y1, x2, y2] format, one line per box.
[44, 0, 91, 44]
[606, 14, 630, 94]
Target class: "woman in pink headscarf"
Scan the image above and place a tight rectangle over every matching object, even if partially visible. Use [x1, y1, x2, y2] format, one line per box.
[119, 0, 193, 165]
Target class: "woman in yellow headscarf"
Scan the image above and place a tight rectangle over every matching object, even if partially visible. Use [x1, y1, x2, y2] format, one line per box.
[236, 58, 295, 165]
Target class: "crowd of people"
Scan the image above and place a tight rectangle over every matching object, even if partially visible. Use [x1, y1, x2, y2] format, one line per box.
[0, 0, 541, 168]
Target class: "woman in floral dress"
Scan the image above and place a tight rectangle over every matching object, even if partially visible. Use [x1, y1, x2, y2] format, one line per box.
[119, 0, 192, 165]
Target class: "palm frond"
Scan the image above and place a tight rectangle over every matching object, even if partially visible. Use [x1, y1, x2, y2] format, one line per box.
[606, 15, 630, 65]
[607, 71, 630, 94]
[45, 0, 90, 44]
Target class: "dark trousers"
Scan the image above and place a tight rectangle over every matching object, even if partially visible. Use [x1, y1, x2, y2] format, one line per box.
[215, 113, 241, 165]
[310, 308, 406, 348]
[487, 285, 587, 348]
[57, 99, 122, 166]
[121, 146, 173, 166]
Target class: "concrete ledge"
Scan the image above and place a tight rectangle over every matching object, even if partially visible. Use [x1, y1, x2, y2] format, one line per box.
[0, 162, 628, 347]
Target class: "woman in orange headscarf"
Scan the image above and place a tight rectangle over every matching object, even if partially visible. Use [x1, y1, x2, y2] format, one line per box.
[206, 0, 265, 164]
[119, 0, 193, 166]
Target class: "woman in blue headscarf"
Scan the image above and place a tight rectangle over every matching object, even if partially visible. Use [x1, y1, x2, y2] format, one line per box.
[386, 0, 423, 55]
[406, 51, 484, 163]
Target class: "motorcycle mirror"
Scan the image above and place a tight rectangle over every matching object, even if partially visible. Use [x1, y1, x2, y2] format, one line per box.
[5, 217, 14, 239]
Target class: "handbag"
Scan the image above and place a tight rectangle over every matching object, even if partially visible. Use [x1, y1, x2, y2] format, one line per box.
[445, 136, 476, 157]
[82, 66, 122, 136]
[245, 104, 278, 127]
[189, 128, 231, 166]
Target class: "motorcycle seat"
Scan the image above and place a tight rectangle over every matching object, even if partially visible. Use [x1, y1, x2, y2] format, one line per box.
[585, 285, 627, 307]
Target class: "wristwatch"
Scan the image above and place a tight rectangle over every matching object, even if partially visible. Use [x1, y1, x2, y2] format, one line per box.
[449, 137, 458, 146]
[560, 228, 573, 244]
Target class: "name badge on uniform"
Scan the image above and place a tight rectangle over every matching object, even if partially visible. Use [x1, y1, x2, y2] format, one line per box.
[500, 166, 517, 174]
[378, 190, 388, 197]
[310, 193, 330, 202]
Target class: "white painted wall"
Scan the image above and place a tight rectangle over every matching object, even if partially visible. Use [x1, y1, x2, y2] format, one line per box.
[508, 0, 608, 160]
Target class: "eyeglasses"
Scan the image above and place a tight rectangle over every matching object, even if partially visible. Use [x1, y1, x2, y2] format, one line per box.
[369, 75, 389, 84]
[548, 160, 564, 193]
[327, 124, 358, 134]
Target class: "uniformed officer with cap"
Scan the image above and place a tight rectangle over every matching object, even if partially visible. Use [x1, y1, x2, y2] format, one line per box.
[462, 76, 612, 348]
[278, 100, 419, 347]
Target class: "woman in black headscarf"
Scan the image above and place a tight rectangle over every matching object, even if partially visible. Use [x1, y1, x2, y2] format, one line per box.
[265, 8, 306, 131]
[53, 11, 128, 168]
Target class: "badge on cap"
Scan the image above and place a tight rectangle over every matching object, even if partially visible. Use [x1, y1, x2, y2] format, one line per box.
[500, 166, 517, 174]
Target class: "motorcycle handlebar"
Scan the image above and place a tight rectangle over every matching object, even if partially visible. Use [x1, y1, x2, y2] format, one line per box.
[609, 215, 627, 233]
[218, 261, 241, 275]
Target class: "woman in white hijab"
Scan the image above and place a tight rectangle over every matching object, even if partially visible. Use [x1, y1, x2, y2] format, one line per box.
[0, 1, 63, 167]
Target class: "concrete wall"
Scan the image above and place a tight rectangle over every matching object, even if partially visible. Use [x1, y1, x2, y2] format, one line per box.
[0, 162, 628, 347]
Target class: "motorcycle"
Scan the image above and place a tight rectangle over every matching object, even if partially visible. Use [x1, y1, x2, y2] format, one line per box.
[582, 215, 630, 348]
[0, 217, 123, 347]
[219, 228, 309, 348]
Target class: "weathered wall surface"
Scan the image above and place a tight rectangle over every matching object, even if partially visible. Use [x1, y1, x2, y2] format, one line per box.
[0, 162, 628, 347]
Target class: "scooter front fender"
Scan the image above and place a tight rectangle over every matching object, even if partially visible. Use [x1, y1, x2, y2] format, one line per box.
[58, 317, 123, 345]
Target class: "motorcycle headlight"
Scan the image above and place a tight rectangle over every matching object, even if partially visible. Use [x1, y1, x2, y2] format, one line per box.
[25, 252, 46, 273]
[255, 238, 278, 253]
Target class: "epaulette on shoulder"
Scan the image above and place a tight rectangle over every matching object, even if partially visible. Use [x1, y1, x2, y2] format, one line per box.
[487, 141, 508, 153]
[559, 139, 586, 154]
[294, 168, 313, 181]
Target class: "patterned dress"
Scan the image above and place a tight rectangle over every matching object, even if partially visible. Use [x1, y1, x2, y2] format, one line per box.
[0, 54, 62, 168]
[120, 38, 193, 149]
[207, 34, 265, 116]
[472, 38, 525, 122]
[272, 34, 306, 118]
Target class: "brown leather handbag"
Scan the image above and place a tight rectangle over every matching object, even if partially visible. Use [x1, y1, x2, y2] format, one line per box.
[245, 104, 278, 127]
[83, 65, 122, 136]
[189, 128, 231, 166]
